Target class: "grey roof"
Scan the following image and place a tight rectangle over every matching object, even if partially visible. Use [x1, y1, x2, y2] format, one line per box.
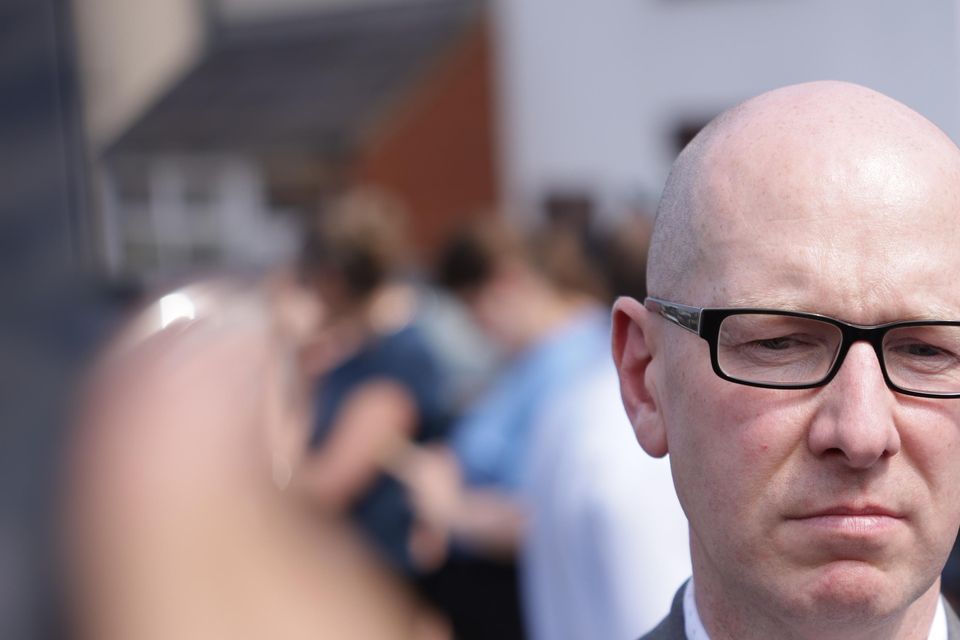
[108, 0, 482, 156]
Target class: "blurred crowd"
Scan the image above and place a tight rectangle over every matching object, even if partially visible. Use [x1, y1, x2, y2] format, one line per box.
[63, 186, 692, 639]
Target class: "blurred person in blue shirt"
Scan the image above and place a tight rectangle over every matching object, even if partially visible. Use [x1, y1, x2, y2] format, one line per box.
[401, 218, 689, 639]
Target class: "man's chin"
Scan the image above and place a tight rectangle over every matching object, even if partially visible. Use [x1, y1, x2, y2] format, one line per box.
[786, 561, 926, 624]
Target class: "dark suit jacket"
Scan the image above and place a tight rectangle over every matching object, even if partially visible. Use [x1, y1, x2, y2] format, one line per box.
[642, 582, 960, 640]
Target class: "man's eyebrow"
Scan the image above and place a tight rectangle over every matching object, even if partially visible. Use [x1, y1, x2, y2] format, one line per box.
[894, 304, 960, 321]
[711, 294, 805, 310]
[713, 296, 960, 321]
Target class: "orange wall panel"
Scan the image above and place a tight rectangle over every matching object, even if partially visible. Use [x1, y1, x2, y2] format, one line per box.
[352, 18, 498, 260]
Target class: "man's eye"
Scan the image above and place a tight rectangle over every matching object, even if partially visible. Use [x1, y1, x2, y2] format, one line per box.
[900, 343, 949, 358]
[887, 340, 960, 376]
[754, 337, 799, 350]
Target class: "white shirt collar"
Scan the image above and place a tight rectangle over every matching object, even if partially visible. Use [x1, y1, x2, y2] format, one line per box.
[682, 578, 947, 640]
[682, 579, 710, 640]
[930, 596, 948, 640]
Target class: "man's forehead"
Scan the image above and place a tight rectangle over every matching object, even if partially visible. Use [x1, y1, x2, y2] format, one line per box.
[684, 222, 960, 323]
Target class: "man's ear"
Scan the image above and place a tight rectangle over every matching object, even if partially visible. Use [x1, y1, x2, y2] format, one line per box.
[611, 297, 669, 458]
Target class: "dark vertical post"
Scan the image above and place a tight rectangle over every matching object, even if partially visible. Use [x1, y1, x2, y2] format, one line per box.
[0, 0, 92, 636]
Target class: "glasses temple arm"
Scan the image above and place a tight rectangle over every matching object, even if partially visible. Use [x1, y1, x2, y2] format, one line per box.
[643, 297, 702, 335]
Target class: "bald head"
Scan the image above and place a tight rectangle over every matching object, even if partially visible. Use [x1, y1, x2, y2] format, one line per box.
[647, 81, 960, 303]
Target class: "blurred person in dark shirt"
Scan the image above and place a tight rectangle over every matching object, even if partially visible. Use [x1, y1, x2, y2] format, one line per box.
[295, 188, 452, 575]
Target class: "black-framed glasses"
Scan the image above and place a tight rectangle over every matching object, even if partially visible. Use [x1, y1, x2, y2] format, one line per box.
[644, 296, 960, 399]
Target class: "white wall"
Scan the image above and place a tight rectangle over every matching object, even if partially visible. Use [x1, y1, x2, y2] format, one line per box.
[492, 0, 960, 225]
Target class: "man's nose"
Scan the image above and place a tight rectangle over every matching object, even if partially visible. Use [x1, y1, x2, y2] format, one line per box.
[807, 341, 901, 468]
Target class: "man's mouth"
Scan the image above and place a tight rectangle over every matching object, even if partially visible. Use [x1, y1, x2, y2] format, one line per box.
[788, 504, 905, 536]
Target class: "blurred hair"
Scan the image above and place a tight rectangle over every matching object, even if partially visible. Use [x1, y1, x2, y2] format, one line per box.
[437, 217, 607, 301]
[298, 188, 409, 299]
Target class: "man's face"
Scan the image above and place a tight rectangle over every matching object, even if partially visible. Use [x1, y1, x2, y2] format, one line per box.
[627, 103, 960, 631]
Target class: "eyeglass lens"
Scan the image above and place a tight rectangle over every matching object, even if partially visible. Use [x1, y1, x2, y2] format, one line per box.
[716, 314, 960, 393]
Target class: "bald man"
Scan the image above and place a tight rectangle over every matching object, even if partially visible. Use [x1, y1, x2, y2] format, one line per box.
[612, 81, 960, 640]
